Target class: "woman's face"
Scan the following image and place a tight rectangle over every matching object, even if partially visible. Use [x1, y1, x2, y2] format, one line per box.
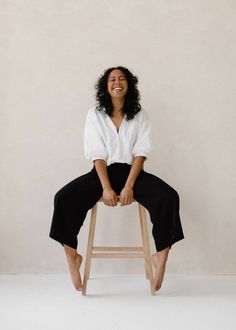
[107, 69, 128, 99]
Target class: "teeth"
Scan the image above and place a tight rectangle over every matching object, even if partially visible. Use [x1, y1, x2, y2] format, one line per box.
[114, 87, 122, 91]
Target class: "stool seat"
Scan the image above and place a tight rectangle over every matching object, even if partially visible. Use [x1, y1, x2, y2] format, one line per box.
[82, 199, 155, 295]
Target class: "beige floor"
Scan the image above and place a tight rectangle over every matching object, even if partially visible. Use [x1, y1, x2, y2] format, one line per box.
[0, 273, 236, 330]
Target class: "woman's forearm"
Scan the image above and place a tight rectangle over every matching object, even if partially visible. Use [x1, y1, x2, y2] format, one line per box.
[94, 159, 118, 206]
[124, 156, 145, 189]
[94, 159, 111, 189]
[94, 157, 145, 190]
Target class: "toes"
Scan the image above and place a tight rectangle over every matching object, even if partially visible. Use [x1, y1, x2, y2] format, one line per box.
[153, 283, 161, 292]
[75, 282, 83, 291]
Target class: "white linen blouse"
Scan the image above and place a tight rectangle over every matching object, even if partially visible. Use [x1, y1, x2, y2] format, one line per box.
[84, 106, 152, 166]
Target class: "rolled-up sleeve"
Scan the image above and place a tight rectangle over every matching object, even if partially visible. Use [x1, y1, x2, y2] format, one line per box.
[132, 111, 152, 159]
[84, 109, 108, 162]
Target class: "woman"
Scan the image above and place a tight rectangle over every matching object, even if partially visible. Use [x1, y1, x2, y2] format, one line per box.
[49, 66, 184, 293]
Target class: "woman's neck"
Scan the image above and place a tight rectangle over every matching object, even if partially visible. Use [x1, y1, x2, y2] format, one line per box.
[111, 98, 124, 115]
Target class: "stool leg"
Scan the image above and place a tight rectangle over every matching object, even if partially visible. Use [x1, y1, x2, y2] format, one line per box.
[138, 204, 151, 280]
[139, 209, 150, 280]
[138, 204, 156, 295]
[82, 203, 98, 296]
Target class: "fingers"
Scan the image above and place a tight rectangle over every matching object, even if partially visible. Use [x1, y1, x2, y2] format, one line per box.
[104, 200, 117, 207]
[102, 188, 118, 207]
[119, 197, 134, 206]
[119, 188, 134, 206]
[103, 196, 118, 207]
[103, 188, 134, 207]
[104, 197, 133, 206]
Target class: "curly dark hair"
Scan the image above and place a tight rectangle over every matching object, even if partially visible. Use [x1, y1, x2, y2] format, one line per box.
[95, 66, 141, 120]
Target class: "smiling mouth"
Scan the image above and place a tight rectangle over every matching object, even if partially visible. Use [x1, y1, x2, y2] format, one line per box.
[113, 87, 123, 91]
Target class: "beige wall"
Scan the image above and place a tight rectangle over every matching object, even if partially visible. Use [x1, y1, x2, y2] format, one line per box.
[1, 0, 235, 275]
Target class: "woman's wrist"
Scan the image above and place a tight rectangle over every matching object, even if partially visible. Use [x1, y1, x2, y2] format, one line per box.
[103, 184, 112, 190]
[124, 185, 133, 190]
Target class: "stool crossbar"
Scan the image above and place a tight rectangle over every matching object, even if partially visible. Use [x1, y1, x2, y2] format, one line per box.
[82, 199, 155, 295]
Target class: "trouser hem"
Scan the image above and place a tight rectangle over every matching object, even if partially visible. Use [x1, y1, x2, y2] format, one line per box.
[155, 235, 184, 252]
[49, 233, 77, 250]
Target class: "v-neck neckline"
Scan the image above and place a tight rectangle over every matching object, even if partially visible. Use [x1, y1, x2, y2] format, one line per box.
[108, 114, 126, 134]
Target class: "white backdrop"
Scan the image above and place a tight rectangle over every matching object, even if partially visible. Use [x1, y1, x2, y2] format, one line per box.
[1, 0, 235, 275]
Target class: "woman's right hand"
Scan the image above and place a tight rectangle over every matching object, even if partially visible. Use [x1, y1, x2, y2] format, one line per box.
[102, 187, 118, 207]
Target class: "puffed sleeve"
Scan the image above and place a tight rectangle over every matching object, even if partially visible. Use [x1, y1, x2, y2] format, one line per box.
[132, 111, 152, 159]
[84, 108, 108, 162]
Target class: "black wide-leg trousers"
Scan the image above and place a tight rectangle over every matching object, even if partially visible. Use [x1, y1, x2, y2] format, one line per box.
[49, 163, 184, 252]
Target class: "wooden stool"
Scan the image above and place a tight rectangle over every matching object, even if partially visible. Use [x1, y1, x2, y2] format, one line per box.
[82, 199, 155, 295]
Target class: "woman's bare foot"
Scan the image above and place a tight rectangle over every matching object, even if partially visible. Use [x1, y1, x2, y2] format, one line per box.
[152, 247, 170, 292]
[68, 253, 83, 291]
[64, 245, 83, 292]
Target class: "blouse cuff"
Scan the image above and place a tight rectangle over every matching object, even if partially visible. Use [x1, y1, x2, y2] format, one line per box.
[132, 152, 149, 159]
[91, 156, 107, 162]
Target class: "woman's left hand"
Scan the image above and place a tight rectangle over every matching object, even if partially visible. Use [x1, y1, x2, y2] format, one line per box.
[119, 187, 134, 206]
